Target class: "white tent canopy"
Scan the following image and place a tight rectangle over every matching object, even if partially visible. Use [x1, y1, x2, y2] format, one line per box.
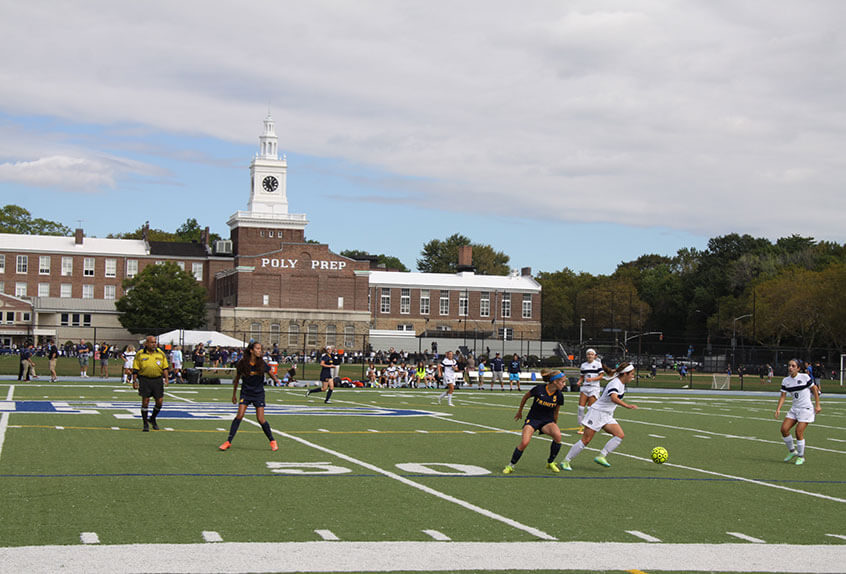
[156, 329, 247, 348]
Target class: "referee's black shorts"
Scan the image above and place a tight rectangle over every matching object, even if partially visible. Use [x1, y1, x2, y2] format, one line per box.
[138, 376, 165, 399]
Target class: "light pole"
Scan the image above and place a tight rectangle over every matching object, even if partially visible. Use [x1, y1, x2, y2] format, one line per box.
[731, 314, 752, 371]
[579, 318, 586, 351]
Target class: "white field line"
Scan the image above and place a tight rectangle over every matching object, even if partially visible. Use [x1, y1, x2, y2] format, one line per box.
[625, 530, 661, 542]
[422, 529, 451, 541]
[727, 531, 766, 543]
[648, 434, 665, 438]
[825, 534, 846, 540]
[638, 406, 846, 431]
[1, 541, 845, 574]
[79, 532, 99, 544]
[241, 419, 556, 541]
[429, 416, 846, 504]
[202, 531, 223, 542]
[0, 385, 13, 462]
[315, 529, 339, 541]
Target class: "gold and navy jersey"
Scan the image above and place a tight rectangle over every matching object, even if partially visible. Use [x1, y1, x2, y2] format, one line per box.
[526, 383, 564, 420]
[240, 361, 270, 396]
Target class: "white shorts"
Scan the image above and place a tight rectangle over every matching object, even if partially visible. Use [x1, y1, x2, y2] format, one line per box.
[123, 361, 133, 369]
[786, 406, 815, 424]
[444, 374, 456, 386]
[582, 408, 618, 431]
[580, 385, 601, 399]
[173, 361, 182, 370]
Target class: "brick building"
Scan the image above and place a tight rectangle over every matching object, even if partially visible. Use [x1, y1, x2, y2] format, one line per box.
[0, 115, 541, 351]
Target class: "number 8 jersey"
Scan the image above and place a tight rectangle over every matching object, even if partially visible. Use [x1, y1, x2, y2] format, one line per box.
[781, 372, 814, 409]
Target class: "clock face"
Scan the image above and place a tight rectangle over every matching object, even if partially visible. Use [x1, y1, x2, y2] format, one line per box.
[262, 176, 279, 192]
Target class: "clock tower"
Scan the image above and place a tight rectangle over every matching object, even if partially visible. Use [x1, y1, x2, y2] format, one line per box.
[227, 114, 309, 256]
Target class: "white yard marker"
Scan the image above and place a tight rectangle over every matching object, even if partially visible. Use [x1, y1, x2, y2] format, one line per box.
[648, 434, 665, 439]
[726, 532, 765, 543]
[423, 529, 451, 541]
[111, 427, 119, 430]
[80, 532, 99, 544]
[216, 428, 226, 432]
[463, 430, 476, 434]
[0, 385, 14, 461]
[315, 529, 340, 541]
[165, 427, 174, 431]
[55, 426, 64, 430]
[367, 429, 380, 433]
[828, 438, 846, 443]
[693, 434, 711, 439]
[202, 531, 223, 542]
[626, 530, 661, 542]
[317, 428, 330, 433]
[825, 534, 846, 541]
[416, 430, 429, 434]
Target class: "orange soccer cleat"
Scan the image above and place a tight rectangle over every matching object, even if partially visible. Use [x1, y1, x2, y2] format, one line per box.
[270, 440, 279, 452]
[218, 441, 231, 451]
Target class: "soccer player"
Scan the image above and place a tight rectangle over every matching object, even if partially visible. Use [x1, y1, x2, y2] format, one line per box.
[219, 342, 281, 451]
[306, 346, 335, 403]
[561, 362, 639, 470]
[775, 359, 821, 465]
[132, 336, 170, 432]
[120, 345, 136, 384]
[503, 370, 567, 474]
[437, 350, 458, 406]
[576, 348, 603, 434]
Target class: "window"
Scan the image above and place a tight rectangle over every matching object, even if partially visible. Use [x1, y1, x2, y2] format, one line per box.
[400, 288, 410, 314]
[397, 324, 414, 331]
[192, 262, 203, 281]
[0, 281, 3, 294]
[262, 294, 270, 306]
[105, 259, 117, 278]
[480, 291, 490, 317]
[82, 284, 94, 299]
[326, 324, 337, 347]
[22, 312, 30, 322]
[65, 313, 92, 327]
[60, 284, 72, 298]
[419, 289, 430, 315]
[501, 292, 511, 318]
[60, 313, 69, 326]
[459, 292, 468, 316]
[498, 327, 513, 341]
[288, 323, 300, 346]
[175, 261, 185, 271]
[104, 285, 116, 300]
[61, 257, 73, 276]
[0, 255, 4, 273]
[522, 294, 532, 318]
[39, 256, 51, 275]
[439, 290, 450, 316]
[83, 257, 95, 277]
[380, 287, 391, 314]
[270, 323, 280, 345]
[38, 283, 50, 297]
[268, 231, 274, 238]
[307, 324, 318, 346]
[250, 322, 262, 342]
[15, 282, 27, 297]
[16, 255, 27, 274]
[338, 296, 344, 309]
[344, 325, 355, 348]
[126, 259, 138, 277]
[5, 311, 14, 323]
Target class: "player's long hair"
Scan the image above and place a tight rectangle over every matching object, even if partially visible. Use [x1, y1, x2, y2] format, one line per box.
[540, 369, 563, 382]
[236, 341, 266, 377]
[601, 362, 633, 380]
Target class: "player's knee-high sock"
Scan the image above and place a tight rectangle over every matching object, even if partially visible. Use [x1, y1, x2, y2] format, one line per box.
[227, 417, 241, 441]
[141, 408, 148, 422]
[577, 406, 585, 425]
[325, 389, 333, 402]
[307, 387, 322, 395]
[601, 436, 623, 456]
[510, 447, 524, 465]
[151, 405, 161, 422]
[548, 442, 562, 463]
[260, 421, 273, 440]
[564, 440, 585, 461]
[796, 439, 805, 456]
[783, 435, 795, 452]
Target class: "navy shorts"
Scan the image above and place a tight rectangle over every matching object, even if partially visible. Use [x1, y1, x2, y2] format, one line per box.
[524, 417, 556, 433]
[239, 395, 266, 408]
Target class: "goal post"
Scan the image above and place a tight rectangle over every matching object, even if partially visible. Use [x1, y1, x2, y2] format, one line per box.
[841, 354, 845, 387]
[711, 374, 731, 390]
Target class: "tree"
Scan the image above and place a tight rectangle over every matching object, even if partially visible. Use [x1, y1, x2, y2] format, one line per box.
[340, 249, 410, 272]
[115, 262, 207, 335]
[0, 204, 71, 236]
[417, 233, 510, 275]
[108, 218, 221, 243]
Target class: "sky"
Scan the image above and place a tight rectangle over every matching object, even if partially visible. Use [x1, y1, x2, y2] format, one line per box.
[1, 1, 844, 276]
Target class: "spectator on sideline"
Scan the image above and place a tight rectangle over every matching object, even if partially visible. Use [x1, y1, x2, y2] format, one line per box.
[489, 352, 505, 391]
[171, 345, 185, 384]
[99, 342, 111, 378]
[77, 339, 90, 378]
[47, 340, 59, 382]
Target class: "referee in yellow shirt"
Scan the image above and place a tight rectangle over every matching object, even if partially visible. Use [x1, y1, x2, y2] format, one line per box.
[132, 335, 170, 432]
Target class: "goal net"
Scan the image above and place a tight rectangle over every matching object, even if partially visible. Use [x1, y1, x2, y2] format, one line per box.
[711, 374, 731, 390]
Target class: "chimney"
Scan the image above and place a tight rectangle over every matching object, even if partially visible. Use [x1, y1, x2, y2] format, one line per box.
[521, 267, 532, 277]
[74, 228, 84, 245]
[457, 245, 474, 272]
[202, 226, 210, 247]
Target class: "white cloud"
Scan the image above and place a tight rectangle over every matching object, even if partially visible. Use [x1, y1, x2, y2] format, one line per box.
[0, 0, 844, 240]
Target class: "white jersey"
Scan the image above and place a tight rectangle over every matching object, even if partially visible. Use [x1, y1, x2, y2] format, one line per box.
[579, 359, 604, 390]
[781, 373, 815, 410]
[440, 358, 458, 384]
[590, 376, 626, 414]
[122, 351, 136, 369]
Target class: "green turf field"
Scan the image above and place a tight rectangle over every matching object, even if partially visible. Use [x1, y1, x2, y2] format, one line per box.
[0, 377, 844, 573]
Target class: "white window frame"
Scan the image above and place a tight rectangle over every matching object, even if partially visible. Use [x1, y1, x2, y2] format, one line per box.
[15, 282, 27, 297]
[104, 285, 116, 300]
[522, 294, 532, 319]
[326, 324, 337, 347]
[419, 289, 430, 315]
[39, 256, 51, 275]
[0, 255, 5, 273]
[192, 262, 203, 281]
[270, 323, 281, 345]
[502, 292, 511, 319]
[380, 288, 391, 314]
[307, 324, 318, 346]
[459, 292, 468, 317]
[38, 282, 50, 297]
[126, 259, 138, 277]
[16, 255, 27, 274]
[262, 294, 270, 306]
[288, 323, 300, 347]
[400, 288, 410, 314]
[60, 284, 72, 298]
[105, 258, 117, 278]
[61, 257, 73, 276]
[344, 325, 355, 348]
[439, 290, 450, 316]
[480, 291, 490, 318]
[82, 284, 94, 299]
[83, 257, 95, 277]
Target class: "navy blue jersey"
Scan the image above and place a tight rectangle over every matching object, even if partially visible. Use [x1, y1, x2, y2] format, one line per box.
[508, 360, 521, 374]
[526, 383, 564, 420]
[239, 361, 270, 398]
[490, 357, 504, 372]
[319, 353, 334, 380]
